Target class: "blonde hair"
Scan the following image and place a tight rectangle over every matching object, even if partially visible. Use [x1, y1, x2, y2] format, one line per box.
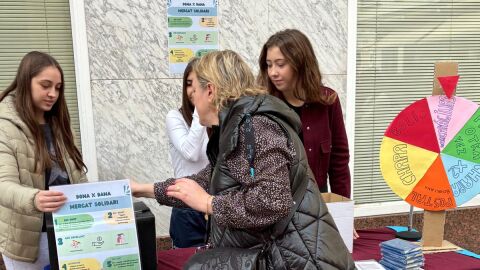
[194, 50, 267, 110]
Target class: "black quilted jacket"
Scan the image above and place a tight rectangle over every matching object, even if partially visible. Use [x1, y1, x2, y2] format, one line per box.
[207, 95, 355, 269]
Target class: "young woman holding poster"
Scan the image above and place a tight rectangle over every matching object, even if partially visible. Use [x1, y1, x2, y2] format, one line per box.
[166, 58, 209, 248]
[0, 51, 88, 269]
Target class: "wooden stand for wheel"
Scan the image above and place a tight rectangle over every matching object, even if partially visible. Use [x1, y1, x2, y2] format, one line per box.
[432, 62, 458, 96]
[421, 62, 459, 250]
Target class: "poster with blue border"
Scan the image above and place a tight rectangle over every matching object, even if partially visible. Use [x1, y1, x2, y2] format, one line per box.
[50, 180, 141, 270]
[167, 0, 219, 74]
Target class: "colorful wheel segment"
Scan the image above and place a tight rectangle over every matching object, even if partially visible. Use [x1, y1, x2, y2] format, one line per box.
[380, 96, 480, 211]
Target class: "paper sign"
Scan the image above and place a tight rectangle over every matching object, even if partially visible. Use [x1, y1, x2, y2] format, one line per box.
[380, 137, 438, 199]
[442, 108, 480, 164]
[167, 0, 219, 74]
[427, 96, 479, 150]
[169, 48, 195, 63]
[406, 156, 455, 210]
[441, 154, 480, 206]
[51, 180, 141, 270]
[385, 98, 440, 153]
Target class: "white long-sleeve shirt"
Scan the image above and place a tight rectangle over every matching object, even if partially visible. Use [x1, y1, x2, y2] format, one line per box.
[165, 109, 209, 178]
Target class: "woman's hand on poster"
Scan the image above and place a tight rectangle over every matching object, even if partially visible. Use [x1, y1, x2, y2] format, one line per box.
[167, 178, 210, 213]
[34, 190, 67, 212]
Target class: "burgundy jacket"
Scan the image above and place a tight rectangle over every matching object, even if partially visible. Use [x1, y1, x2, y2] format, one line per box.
[301, 87, 351, 198]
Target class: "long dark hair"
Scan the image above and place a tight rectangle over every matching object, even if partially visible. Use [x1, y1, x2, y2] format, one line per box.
[179, 58, 199, 127]
[257, 29, 336, 105]
[0, 51, 87, 173]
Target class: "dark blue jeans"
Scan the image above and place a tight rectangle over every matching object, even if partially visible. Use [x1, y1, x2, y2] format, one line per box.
[170, 207, 207, 248]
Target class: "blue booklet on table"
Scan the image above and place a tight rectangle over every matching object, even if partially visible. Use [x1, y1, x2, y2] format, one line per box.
[380, 258, 424, 270]
[380, 238, 422, 255]
[382, 245, 422, 258]
[381, 251, 424, 264]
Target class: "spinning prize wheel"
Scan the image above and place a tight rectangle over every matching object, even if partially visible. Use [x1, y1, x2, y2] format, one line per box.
[380, 83, 480, 211]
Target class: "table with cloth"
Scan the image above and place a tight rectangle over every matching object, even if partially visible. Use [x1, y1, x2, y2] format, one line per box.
[157, 227, 480, 270]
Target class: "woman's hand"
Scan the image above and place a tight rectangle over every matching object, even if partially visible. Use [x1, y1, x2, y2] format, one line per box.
[34, 190, 66, 212]
[130, 179, 155, 198]
[166, 178, 210, 213]
[353, 228, 359, 240]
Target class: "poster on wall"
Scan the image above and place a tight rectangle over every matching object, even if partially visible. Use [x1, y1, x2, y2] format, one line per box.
[167, 0, 219, 74]
[50, 180, 141, 270]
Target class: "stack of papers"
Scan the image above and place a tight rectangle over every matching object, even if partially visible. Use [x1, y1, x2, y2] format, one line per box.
[379, 238, 424, 270]
[355, 259, 386, 270]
